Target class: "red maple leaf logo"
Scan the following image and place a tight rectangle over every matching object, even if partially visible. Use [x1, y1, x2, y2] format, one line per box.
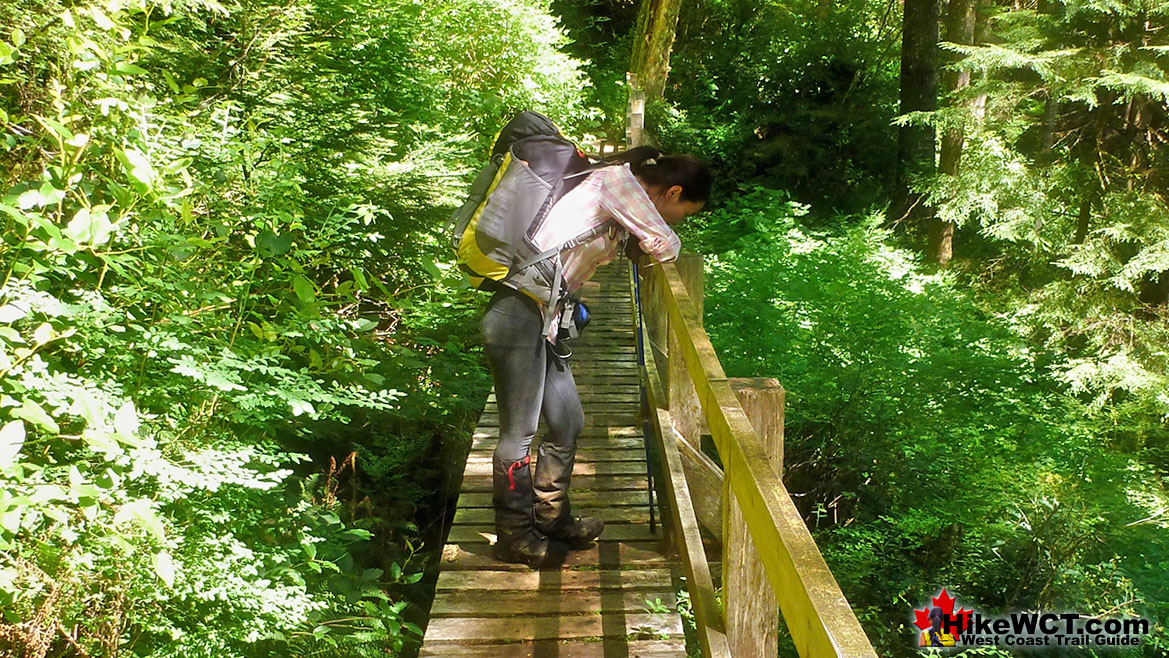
[914, 607, 932, 630]
[913, 588, 971, 633]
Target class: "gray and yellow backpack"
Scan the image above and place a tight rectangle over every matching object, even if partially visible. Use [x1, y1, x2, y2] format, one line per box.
[446, 111, 617, 335]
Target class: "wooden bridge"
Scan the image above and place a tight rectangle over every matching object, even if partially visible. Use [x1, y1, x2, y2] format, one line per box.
[420, 256, 879, 657]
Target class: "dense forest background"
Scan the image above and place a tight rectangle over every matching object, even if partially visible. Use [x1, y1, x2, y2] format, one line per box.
[0, 0, 1166, 656]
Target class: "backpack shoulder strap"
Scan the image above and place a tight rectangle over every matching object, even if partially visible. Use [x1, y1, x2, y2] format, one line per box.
[509, 158, 624, 276]
[510, 218, 618, 278]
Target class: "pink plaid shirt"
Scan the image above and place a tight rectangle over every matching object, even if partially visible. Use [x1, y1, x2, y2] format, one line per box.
[531, 163, 682, 342]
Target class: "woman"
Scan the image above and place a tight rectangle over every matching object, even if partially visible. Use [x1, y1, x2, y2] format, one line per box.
[481, 147, 712, 568]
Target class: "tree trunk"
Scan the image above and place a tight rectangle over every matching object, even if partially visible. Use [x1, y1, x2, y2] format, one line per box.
[971, 0, 991, 118]
[1038, 95, 1059, 161]
[1036, 0, 1060, 161]
[1072, 196, 1090, 244]
[888, 0, 940, 227]
[630, 0, 684, 101]
[1073, 97, 1109, 245]
[928, 0, 976, 265]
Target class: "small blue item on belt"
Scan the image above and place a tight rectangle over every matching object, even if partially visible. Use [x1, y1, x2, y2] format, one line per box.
[573, 299, 591, 333]
[557, 298, 591, 342]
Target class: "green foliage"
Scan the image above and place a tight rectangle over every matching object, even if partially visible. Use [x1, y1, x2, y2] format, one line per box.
[649, 0, 901, 210]
[918, 0, 1169, 465]
[0, 0, 581, 653]
[694, 188, 1168, 656]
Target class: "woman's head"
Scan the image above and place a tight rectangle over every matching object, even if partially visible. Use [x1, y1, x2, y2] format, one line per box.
[612, 146, 712, 225]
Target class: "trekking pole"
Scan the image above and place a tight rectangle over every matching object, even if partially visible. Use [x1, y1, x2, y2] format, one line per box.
[631, 259, 656, 533]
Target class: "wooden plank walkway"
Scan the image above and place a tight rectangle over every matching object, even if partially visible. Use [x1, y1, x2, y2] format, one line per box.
[422, 260, 687, 658]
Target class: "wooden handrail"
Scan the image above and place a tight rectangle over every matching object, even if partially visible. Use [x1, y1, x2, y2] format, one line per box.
[638, 258, 878, 658]
[633, 264, 731, 658]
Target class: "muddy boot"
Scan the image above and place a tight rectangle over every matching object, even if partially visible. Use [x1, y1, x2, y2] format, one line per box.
[533, 442, 604, 549]
[492, 454, 567, 569]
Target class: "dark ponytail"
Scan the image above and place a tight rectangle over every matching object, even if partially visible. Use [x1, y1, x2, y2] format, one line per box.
[606, 146, 712, 205]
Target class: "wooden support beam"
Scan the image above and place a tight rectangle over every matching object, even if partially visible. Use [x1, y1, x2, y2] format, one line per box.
[668, 313, 704, 469]
[639, 256, 670, 404]
[675, 430, 724, 540]
[650, 253, 720, 539]
[673, 253, 704, 323]
[724, 377, 785, 658]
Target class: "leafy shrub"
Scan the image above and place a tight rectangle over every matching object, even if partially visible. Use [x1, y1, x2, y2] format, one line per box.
[693, 187, 1167, 656]
[0, 0, 584, 654]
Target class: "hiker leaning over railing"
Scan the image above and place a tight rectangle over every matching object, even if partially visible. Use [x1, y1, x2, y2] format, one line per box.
[450, 111, 712, 569]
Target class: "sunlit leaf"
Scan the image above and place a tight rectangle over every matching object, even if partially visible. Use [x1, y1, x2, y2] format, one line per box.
[70, 390, 103, 427]
[113, 61, 148, 76]
[66, 208, 93, 243]
[114, 499, 165, 542]
[0, 42, 16, 67]
[113, 401, 139, 441]
[153, 551, 176, 587]
[88, 6, 115, 29]
[33, 115, 74, 142]
[12, 399, 59, 434]
[32, 322, 53, 344]
[256, 230, 293, 258]
[293, 276, 316, 304]
[16, 189, 46, 210]
[116, 148, 156, 190]
[0, 305, 26, 323]
[0, 421, 24, 464]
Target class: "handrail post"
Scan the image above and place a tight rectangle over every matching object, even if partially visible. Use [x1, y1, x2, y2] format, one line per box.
[639, 252, 703, 410]
[657, 255, 723, 541]
[638, 255, 669, 404]
[724, 378, 785, 657]
[666, 254, 706, 441]
[673, 254, 704, 322]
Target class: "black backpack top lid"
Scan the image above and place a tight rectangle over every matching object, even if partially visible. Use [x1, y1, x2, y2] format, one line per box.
[486, 110, 596, 236]
[513, 135, 589, 188]
[492, 111, 563, 156]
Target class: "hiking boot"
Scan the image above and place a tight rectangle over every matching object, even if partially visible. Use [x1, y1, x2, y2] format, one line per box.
[491, 527, 568, 568]
[533, 442, 605, 548]
[493, 454, 567, 569]
[541, 514, 605, 549]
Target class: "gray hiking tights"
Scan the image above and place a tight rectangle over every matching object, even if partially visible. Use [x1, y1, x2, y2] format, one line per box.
[480, 287, 585, 464]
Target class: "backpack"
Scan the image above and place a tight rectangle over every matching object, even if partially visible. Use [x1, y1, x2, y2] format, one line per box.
[446, 111, 617, 334]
